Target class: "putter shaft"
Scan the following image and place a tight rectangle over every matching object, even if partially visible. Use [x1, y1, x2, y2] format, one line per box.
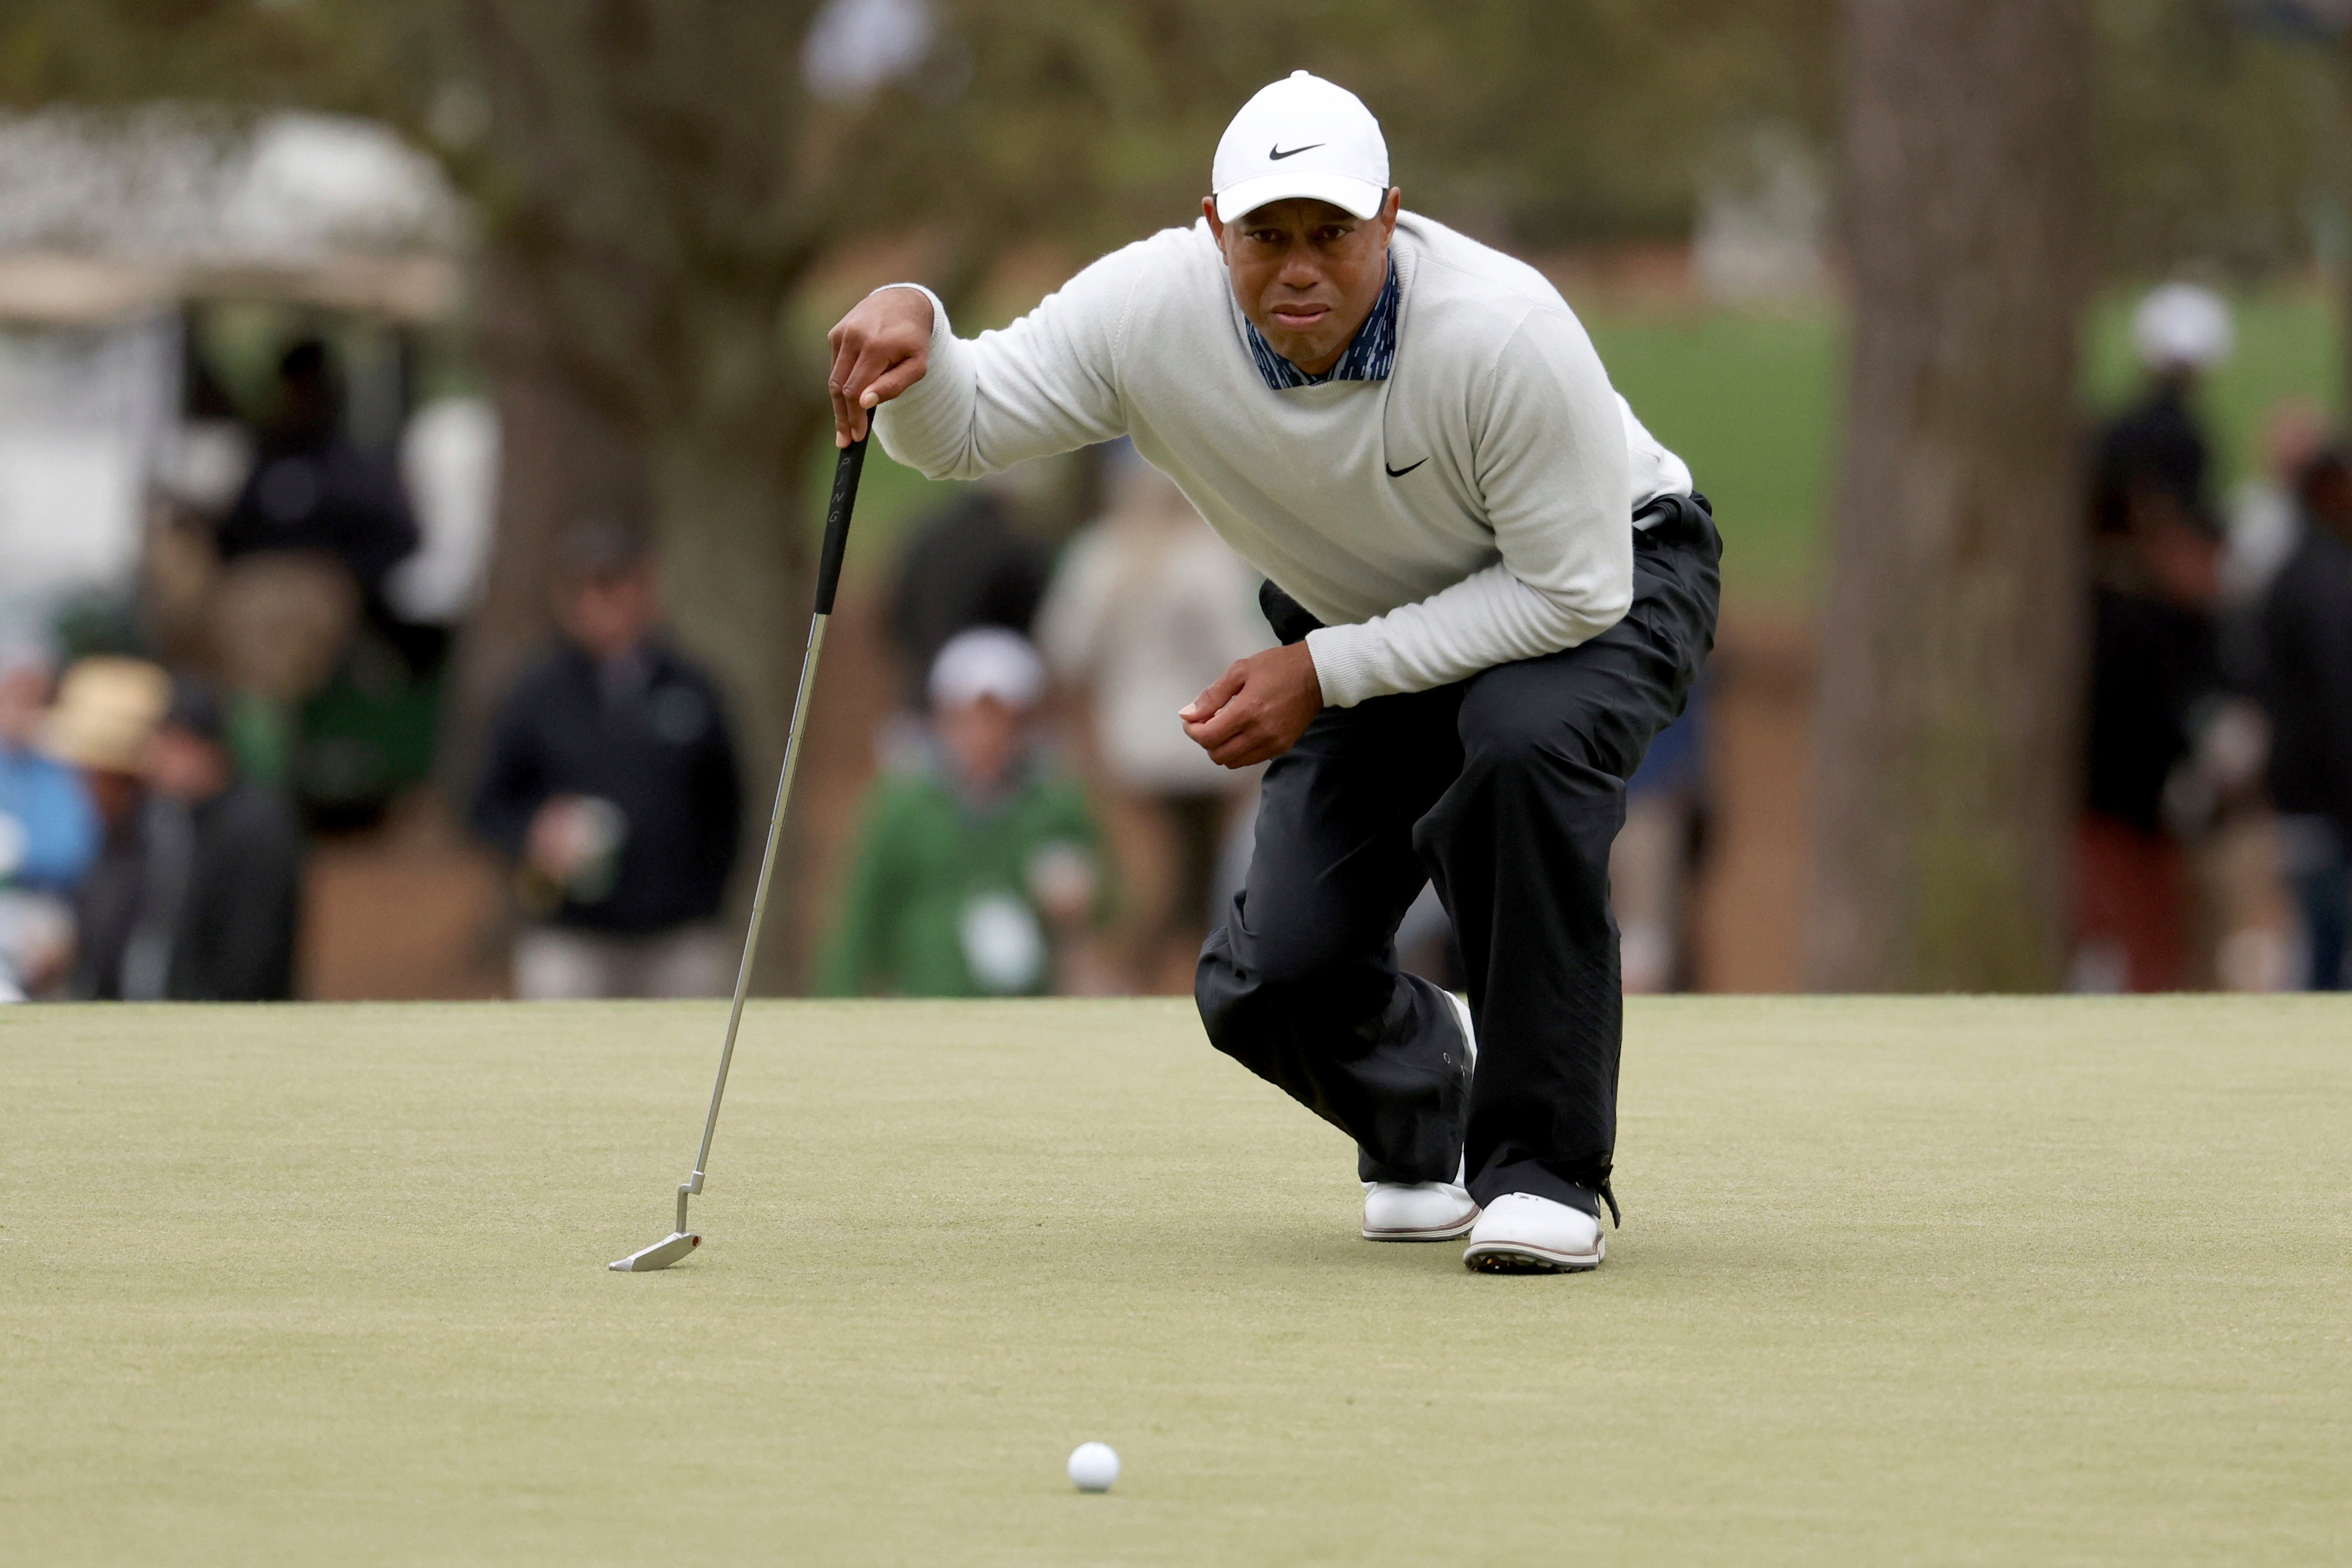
[678, 610, 827, 1233]
[616, 433, 868, 1271]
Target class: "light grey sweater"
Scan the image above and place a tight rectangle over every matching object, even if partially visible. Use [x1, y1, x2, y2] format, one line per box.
[873, 212, 1690, 707]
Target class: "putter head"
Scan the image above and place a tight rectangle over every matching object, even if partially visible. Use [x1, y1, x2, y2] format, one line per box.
[609, 1231, 700, 1272]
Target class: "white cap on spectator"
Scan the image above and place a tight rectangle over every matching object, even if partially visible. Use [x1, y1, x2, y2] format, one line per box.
[929, 627, 1045, 711]
[1212, 71, 1389, 223]
[2132, 283, 2233, 373]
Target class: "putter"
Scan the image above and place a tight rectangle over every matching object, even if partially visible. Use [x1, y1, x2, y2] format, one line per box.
[610, 429, 869, 1272]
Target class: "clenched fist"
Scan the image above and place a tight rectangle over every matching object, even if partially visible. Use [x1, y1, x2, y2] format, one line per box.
[826, 287, 935, 446]
[1180, 643, 1324, 768]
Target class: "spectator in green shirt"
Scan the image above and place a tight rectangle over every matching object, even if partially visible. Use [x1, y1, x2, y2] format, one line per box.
[820, 628, 1108, 996]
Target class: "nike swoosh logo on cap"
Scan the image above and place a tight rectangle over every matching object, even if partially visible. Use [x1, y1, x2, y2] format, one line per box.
[1384, 459, 1426, 478]
[1268, 142, 1324, 160]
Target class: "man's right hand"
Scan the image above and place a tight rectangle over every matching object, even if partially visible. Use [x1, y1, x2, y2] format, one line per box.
[826, 287, 934, 446]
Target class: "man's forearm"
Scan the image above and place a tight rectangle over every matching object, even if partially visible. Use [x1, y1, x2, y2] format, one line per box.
[1304, 559, 1632, 707]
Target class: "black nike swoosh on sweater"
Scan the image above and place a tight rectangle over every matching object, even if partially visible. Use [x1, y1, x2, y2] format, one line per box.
[1268, 142, 1324, 160]
[1384, 459, 1427, 478]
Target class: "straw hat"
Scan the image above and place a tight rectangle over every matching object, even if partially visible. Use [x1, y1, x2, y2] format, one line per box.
[41, 656, 170, 773]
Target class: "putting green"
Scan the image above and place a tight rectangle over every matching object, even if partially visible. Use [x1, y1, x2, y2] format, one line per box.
[3, 997, 2346, 1565]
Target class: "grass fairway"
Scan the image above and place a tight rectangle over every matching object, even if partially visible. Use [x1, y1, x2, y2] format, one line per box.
[3, 997, 2347, 1565]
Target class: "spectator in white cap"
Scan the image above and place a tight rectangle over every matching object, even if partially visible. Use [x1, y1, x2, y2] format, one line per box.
[2077, 281, 2237, 994]
[825, 70, 1719, 1273]
[820, 627, 1108, 997]
[2095, 282, 2233, 544]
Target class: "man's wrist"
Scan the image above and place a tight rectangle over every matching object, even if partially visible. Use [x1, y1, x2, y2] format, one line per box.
[868, 282, 939, 336]
[1302, 624, 1375, 709]
[1288, 639, 1324, 707]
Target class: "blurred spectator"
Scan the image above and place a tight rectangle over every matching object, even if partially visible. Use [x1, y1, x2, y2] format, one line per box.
[2221, 399, 2325, 613]
[2075, 283, 2232, 992]
[887, 482, 1050, 706]
[471, 522, 742, 999]
[208, 551, 362, 787]
[49, 664, 303, 1000]
[132, 680, 302, 1001]
[821, 628, 1107, 997]
[0, 641, 100, 894]
[209, 339, 427, 800]
[45, 658, 168, 1000]
[1036, 450, 1268, 988]
[2198, 400, 2329, 994]
[2090, 284, 2231, 544]
[0, 642, 99, 999]
[2255, 445, 2352, 989]
[1612, 681, 1713, 993]
[216, 339, 420, 617]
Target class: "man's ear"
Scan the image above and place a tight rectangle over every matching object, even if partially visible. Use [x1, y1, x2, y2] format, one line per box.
[1202, 196, 1226, 257]
[1379, 187, 1400, 245]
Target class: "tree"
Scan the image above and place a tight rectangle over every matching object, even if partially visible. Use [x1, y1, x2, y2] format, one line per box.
[1807, 0, 2095, 990]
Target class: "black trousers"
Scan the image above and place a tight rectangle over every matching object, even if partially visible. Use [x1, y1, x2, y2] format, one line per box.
[1195, 495, 1721, 1219]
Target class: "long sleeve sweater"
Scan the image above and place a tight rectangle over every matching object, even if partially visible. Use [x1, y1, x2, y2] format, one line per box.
[873, 212, 1690, 707]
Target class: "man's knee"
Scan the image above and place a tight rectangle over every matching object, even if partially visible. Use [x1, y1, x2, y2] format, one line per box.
[1196, 916, 1386, 1058]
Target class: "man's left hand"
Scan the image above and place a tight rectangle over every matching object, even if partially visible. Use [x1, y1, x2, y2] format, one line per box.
[1180, 643, 1323, 768]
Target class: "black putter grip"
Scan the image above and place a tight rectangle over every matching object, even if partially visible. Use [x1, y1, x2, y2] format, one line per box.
[813, 434, 868, 616]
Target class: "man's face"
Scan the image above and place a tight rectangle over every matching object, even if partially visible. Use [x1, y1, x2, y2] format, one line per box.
[1206, 190, 1401, 377]
[0, 664, 49, 747]
[83, 768, 143, 831]
[936, 695, 1026, 793]
[558, 567, 662, 661]
[2303, 459, 2352, 547]
[145, 723, 231, 804]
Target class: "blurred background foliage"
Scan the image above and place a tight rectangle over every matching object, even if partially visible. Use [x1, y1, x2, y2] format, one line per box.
[4, 0, 2333, 620]
[5, 0, 2349, 996]
[4, 2, 2338, 277]
[3, 0, 2348, 626]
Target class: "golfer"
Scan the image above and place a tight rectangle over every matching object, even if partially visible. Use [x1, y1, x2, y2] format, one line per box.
[827, 72, 1717, 1273]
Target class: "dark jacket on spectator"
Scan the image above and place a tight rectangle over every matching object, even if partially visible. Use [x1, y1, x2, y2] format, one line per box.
[2258, 527, 2352, 832]
[471, 641, 741, 935]
[2090, 383, 2213, 538]
[2086, 587, 2219, 836]
[72, 785, 305, 1001]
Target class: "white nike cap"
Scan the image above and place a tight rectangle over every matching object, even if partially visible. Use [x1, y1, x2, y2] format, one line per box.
[1211, 70, 1389, 224]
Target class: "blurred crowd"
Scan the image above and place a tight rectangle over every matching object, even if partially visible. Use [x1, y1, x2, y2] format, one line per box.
[0, 334, 416, 1001]
[821, 442, 1269, 999]
[8, 282, 2352, 1003]
[2076, 282, 2352, 992]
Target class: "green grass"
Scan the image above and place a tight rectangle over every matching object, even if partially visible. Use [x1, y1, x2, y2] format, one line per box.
[813, 288, 2344, 615]
[4, 997, 2347, 1565]
[1588, 309, 1844, 605]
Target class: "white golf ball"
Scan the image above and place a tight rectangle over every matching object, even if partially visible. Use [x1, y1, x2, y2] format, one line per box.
[1067, 1441, 1119, 1492]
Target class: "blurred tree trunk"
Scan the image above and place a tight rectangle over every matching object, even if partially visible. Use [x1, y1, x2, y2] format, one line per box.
[645, 415, 824, 986]
[1807, 0, 2094, 990]
[444, 249, 652, 793]
[456, 1, 837, 991]
[2340, 26, 2352, 412]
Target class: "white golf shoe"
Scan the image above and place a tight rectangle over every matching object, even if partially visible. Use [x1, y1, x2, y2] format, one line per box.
[1362, 1171, 1479, 1240]
[1461, 1192, 1605, 1273]
[1360, 991, 1480, 1242]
